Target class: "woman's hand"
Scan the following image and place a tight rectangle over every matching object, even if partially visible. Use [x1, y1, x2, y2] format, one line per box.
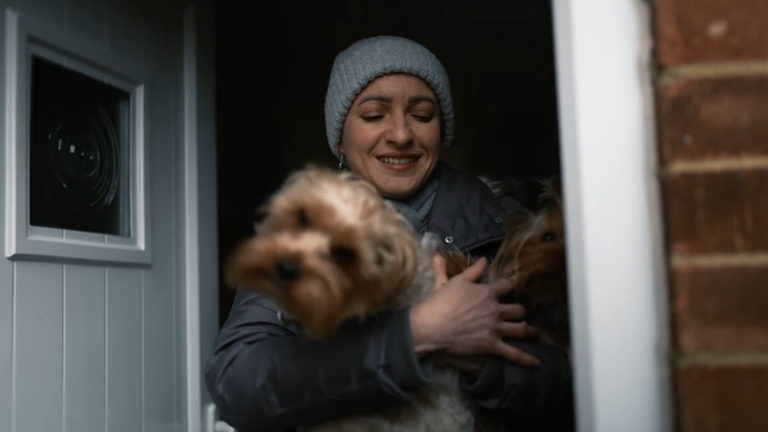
[410, 254, 540, 368]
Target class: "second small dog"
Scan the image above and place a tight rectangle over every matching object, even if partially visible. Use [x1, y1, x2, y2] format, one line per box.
[486, 177, 571, 355]
[442, 176, 570, 355]
[225, 165, 476, 432]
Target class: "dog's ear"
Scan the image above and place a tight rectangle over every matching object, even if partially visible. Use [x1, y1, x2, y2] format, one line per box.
[223, 239, 259, 290]
[537, 177, 563, 209]
[251, 204, 271, 234]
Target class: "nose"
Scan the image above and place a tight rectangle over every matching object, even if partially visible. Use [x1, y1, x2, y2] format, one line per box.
[385, 116, 413, 147]
[274, 258, 300, 282]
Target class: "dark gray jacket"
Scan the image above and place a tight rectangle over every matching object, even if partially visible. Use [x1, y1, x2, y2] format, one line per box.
[204, 163, 575, 432]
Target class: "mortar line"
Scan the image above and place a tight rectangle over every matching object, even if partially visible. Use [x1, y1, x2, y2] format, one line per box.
[671, 253, 768, 268]
[659, 59, 768, 85]
[660, 156, 768, 175]
[675, 352, 768, 367]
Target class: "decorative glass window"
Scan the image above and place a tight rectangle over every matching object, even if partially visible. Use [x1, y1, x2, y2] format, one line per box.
[5, 10, 149, 265]
[29, 57, 131, 237]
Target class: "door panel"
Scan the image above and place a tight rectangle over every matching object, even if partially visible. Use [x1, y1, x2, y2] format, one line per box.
[0, 0, 189, 431]
[64, 265, 106, 432]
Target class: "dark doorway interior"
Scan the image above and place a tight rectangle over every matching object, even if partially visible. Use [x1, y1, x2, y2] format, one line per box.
[214, 1, 561, 327]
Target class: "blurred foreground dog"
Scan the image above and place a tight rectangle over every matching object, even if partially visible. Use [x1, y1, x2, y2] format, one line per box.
[225, 165, 478, 432]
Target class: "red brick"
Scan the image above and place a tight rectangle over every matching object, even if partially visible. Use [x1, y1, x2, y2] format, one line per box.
[672, 265, 768, 352]
[676, 364, 768, 432]
[655, 0, 768, 66]
[658, 77, 768, 164]
[663, 169, 768, 255]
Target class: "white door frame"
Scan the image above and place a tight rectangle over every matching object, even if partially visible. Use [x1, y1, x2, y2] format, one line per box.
[553, 1, 674, 431]
[181, 0, 675, 431]
[182, 4, 201, 432]
[181, 0, 219, 431]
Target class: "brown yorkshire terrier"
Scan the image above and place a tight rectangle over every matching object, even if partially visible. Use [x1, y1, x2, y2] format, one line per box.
[225, 165, 476, 432]
[486, 177, 571, 355]
[442, 177, 570, 356]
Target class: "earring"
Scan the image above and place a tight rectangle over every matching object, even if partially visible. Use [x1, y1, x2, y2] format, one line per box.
[338, 154, 345, 172]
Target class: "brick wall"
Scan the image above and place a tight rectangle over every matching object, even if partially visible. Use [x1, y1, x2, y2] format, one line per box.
[653, 1, 768, 431]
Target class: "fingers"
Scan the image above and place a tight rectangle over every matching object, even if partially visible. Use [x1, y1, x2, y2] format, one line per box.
[498, 303, 527, 321]
[493, 340, 541, 368]
[432, 254, 449, 290]
[489, 277, 514, 297]
[497, 321, 539, 339]
[457, 256, 487, 282]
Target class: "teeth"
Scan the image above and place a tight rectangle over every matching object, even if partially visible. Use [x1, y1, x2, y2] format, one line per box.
[379, 157, 416, 164]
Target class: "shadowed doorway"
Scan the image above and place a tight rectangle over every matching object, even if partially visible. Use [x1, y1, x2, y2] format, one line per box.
[214, 1, 561, 327]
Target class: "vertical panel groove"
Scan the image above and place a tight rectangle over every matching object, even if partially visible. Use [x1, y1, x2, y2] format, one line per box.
[61, 265, 66, 432]
[10, 263, 16, 432]
[141, 269, 145, 432]
[104, 267, 108, 432]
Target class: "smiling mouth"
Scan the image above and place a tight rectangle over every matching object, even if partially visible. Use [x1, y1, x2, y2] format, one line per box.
[377, 156, 419, 164]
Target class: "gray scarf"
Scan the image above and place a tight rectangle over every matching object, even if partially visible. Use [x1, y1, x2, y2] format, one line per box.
[385, 170, 440, 232]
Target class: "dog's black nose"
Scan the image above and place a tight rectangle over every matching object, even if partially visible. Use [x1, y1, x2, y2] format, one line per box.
[274, 258, 300, 282]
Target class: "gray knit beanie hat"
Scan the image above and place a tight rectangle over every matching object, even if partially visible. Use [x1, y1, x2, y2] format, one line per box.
[324, 35, 455, 159]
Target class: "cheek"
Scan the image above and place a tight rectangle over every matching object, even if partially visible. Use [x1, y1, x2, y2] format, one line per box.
[415, 122, 441, 154]
[340, 119, 375, 157]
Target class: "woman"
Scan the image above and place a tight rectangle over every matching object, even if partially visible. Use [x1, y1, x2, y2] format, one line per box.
[205, 35, 574, 432]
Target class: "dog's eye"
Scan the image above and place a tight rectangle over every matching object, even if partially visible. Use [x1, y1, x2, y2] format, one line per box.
[297, 209, 309, 227]
[330, 246, 356, 265]
[541, 232, 556, 242]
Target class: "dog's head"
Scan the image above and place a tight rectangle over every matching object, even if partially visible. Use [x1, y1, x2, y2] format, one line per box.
[488, 177, 565, 286]
[224, 165, 421, 339]
[488, 177, 570, 350]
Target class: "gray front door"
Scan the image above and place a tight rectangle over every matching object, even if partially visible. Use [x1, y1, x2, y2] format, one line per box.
[0, 0, 210, 431]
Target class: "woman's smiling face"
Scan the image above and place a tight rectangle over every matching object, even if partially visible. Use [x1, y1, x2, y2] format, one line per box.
[339, 74, 441, 199]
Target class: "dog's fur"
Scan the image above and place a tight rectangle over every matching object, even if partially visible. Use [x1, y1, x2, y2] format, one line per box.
[225, 165, 476, 432]
[485, 177, 571, 355]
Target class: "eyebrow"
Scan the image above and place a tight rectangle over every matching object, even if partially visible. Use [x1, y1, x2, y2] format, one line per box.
[357, 95, 392, 105]
[356, 94, 437, 106]
[407, 95, 436, 105]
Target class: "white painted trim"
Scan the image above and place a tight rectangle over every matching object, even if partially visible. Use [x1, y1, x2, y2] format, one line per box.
[183, 5, 202, 432]
[3, 8, 150, 266]
[553, 1, 673, 431]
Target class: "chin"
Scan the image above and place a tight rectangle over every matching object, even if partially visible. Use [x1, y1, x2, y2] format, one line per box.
[374, 169, 435, 199]
[378, 185, 417, 200]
